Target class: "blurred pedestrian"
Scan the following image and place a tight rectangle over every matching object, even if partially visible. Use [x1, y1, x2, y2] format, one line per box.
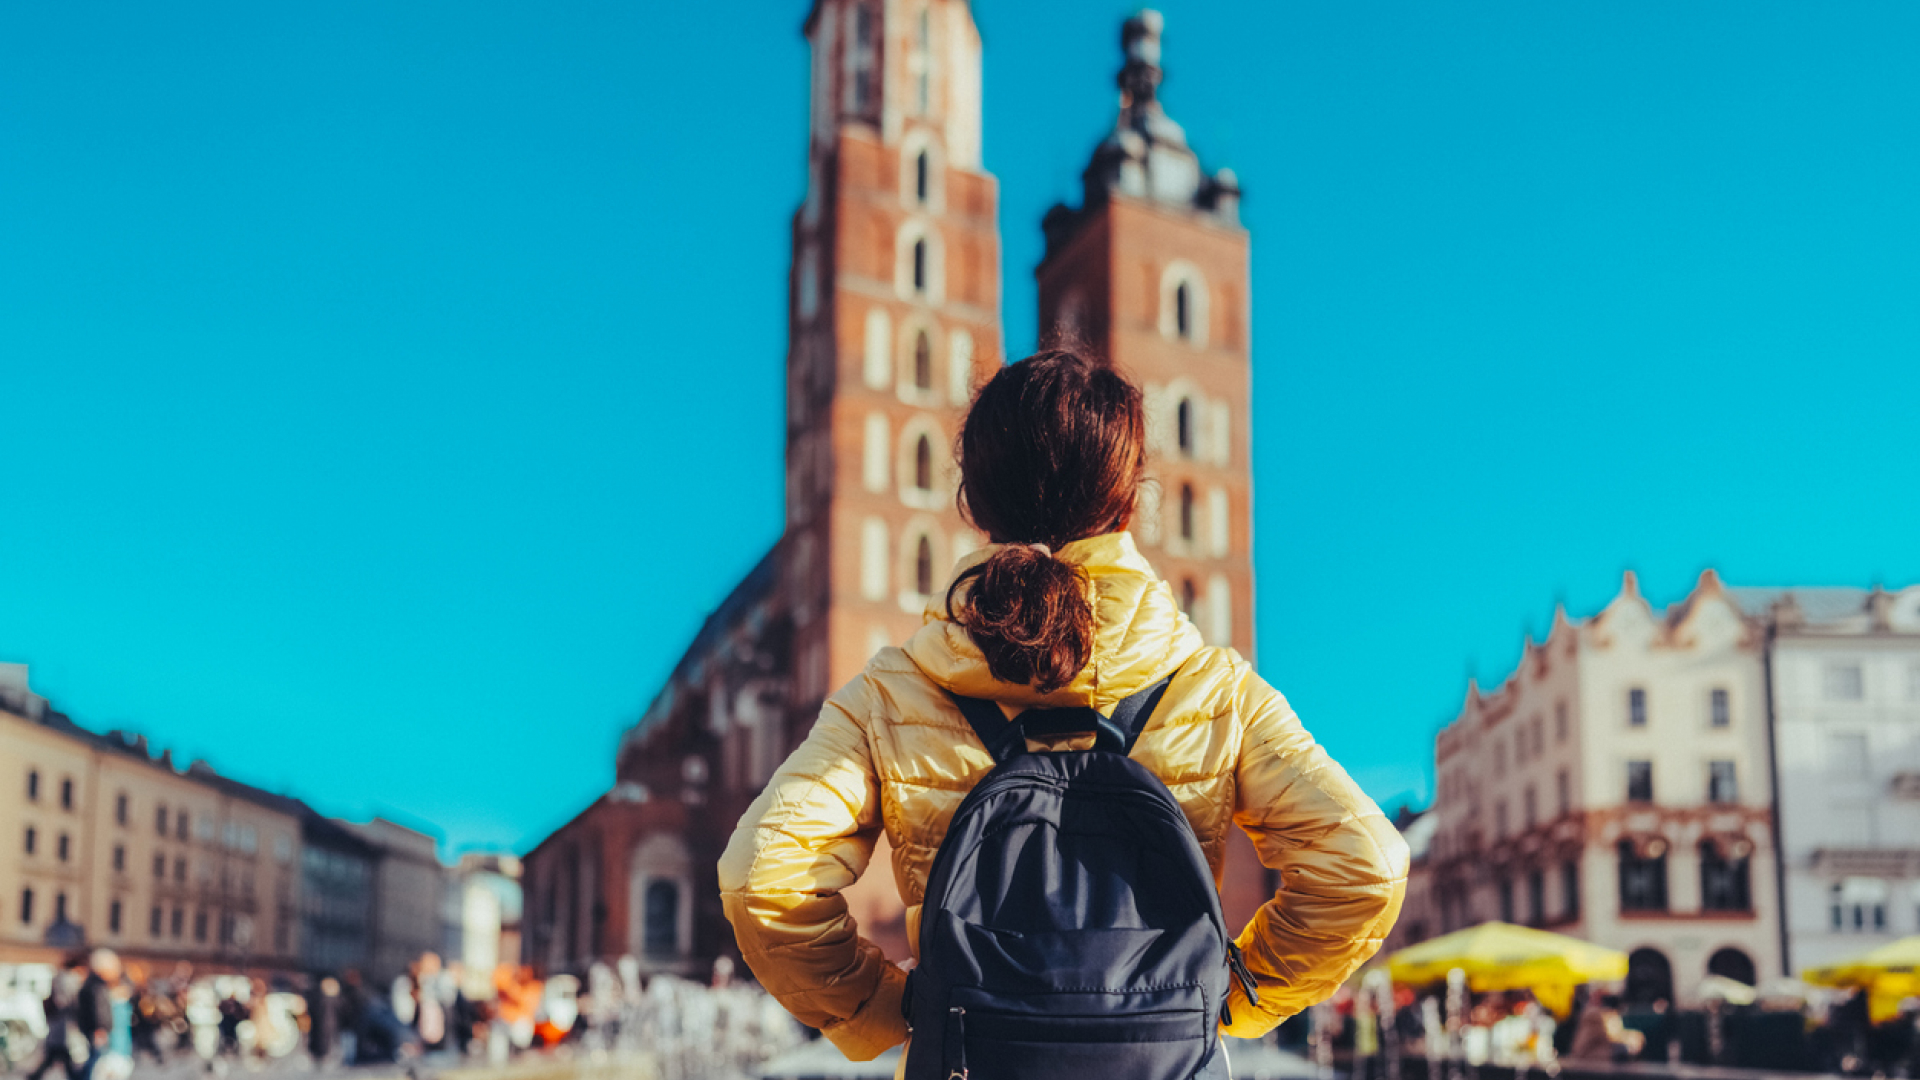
[307, 976, 343, 1065]
[128, 972, 167, 1066]
[72, 951, 118, 1080]
[26, 961, 83, 1080]
[1567, 994, 1642, 1064]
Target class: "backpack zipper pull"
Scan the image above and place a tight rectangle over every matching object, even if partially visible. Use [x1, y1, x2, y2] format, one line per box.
[1227, 942, 1262, 1007]
[945, 1006, 968, 1080]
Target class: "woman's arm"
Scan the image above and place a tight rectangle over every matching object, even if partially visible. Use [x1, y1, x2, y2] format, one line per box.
[717, 676, 909, 1059]
[1223, 665, 1409, 1036]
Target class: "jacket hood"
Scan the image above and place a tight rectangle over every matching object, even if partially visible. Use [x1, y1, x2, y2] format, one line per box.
[902, 530, 1205, 713]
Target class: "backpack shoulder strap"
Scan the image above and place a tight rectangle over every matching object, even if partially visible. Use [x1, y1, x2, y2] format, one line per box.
[947, 674, 1174, 763]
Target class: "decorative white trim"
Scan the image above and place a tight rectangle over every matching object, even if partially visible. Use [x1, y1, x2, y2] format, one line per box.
[860, 517, 889, 601]
[947, 327, 975, 406]
[1206, 574, 1233, 648]
[863, 306, 893, 390]
[1207, 487, 1230, 558]
[862, 412, 890, 494]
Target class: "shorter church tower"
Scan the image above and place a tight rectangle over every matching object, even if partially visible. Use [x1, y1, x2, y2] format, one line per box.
[1037, 11, 1254, 659]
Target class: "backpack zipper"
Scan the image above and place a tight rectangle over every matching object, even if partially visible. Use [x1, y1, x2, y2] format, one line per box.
[1220, 941, 1261, 1026]
[944, 1006, 967, 1080]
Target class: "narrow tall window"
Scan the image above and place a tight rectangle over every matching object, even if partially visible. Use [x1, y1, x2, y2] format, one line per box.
[23, 827, 35, 855]
[850, 5, 875, 112]
[1618, 840, 1668, 912]
[1555, 701, 1569, 742]
[170, 908, 183, 939]
[152, 853, 165, 879]
[1710, 688, 1730, 728]
[56, 834, 69, 862]
[112, 845, 125, 872]
[644, 880, 680, 956]
[19, 888, 33, 925]
[1628, 687, 1647, 727]
[115, 793, 128, 826]
[1562, 860, 1581, 919]
[915, 150, 930, 204]
[1556, 769, 1570, 816]
[156, 804, 168, 835]
[1176, 398, 1194, 456]
[1180, 579, 1197, 617]
[915, 8, 931, 114]
[1708, 760, 1738, 804]
[109, 900, 122, 935]
[59, 778, 73, 810]
[915, 535, 934, 597]
[26, 770, 38, 801]
[1179, 483, 1194, 541]
[1700, 840, 1751, 912]
[912, 238, 927, 293]
[914, 435, 933, 492]
[913, 330, 932, 389]
[1527, 870, 1545, 926]
[149, 906, 162, 937]
[1497, 879, 1514, 922]
[1626, 760, 1653, 803]
[1523, 786, 1537, 830]
[176, 811, 188, 840]
[53, 893, 67, 923]
[1175, 281, 1191, 340]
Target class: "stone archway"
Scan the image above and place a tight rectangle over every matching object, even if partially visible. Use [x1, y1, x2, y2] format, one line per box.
[628, 832, 693, 963]
[1626, 947, 1674, 1006]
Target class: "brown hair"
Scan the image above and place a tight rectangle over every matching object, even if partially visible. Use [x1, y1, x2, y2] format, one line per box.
[947, 349, 1146, 693]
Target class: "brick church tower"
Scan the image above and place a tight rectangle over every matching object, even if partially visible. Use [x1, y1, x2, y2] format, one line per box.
[785, 0, 1003, 718]
[1036, 12, 1271, 929]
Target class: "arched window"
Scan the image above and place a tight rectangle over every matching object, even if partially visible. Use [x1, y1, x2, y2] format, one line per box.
[916, 150, 930, 204]
[1180, 579, 1197, 617]
[1707, 947, 1756, 987]
[1175, 281, 1191, 340]
[1179, 483, 1195, 542]
[1625, 947, 1674, 1007]
[914, 435, 933, 492]
[913, 239, 927, 294]
[913, 330, 932, 390]
[1176, 398, 1194, 456]
[643, 880, 679, 956]
[915, 534, 934, 596]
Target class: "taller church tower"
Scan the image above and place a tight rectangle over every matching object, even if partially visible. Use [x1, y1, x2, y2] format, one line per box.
[784, 0, 1004, 720]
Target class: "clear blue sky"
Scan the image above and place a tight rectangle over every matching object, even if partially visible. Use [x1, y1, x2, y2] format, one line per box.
[4, 2, 1916, 855]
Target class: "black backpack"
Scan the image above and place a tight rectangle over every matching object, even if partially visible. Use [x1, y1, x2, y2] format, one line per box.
[903, 676, 1259, 1080]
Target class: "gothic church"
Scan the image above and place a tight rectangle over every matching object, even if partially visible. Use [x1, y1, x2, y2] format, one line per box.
[524, 2, 1264, 976]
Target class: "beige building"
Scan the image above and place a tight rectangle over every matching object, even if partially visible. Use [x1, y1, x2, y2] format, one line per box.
[343, 818, 445, 982]
[2, 665, 302, 970]
[1396, 571, 1784, 1006]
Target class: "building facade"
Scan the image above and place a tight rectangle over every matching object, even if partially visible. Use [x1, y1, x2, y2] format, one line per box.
[2, 666, 303, 971]
[1738, 586, 1920, 975]
[523, 6, 1268, 976]
[1398, 571, 1784, 1006]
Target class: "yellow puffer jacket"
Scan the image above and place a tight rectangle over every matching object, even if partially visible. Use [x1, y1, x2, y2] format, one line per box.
[719, 532, 1408, 1061]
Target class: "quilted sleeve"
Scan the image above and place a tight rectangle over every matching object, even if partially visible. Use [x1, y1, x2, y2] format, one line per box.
[1221, 666, 1409, 1036]
[717, 674, 909, 1060]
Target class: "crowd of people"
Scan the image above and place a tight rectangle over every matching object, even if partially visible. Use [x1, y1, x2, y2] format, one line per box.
[5, 949, 799, 1079]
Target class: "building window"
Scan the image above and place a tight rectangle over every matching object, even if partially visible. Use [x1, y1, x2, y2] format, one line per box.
[170, 908, 183, 939]
[1618, 839, 1668, 912]
[1824, 662, 1865, 701]
[1176, 398, 1194, 456]
[178, 811, 190, 841]
[914, 8, 931, 113]
[112, 845, 125, 873]
[156, 804, 168, 835]
[1831, 878, 1889, 932]
[1628, 687, 1647, 727]
[108, 900, 122, 935]
[1707, 948, 1756, 986]
[913, 330, 932, 390]
[1498, 878, 1514, 923]
[56, 834, 69, 862]
[1527, 869, 1545, 926]
[1708, 760, 1738, 803]
[1699, 840, 1751, 912]
[174, 857, 186, 883]
[1494, 801, 1508, 840]
[19, 889, 34, 925]
[152, 853, 165, 879]
[53, 893, 67, 923]
[1555, 701, 1569, 742]
[1180, 579, 1197, 618]
[1523, 786, 1537, 830]
[1159, 262, 1209, 345]
[915, 534, 934, 597]
[914, 434, 933, 493]
[26, 770, 38, 801]
[644, 879, 681, 956]
[1626, 760, 1653, 803]
[149, 906, 162, 937]
[1179, 483, 1194, 542]
[1175, 281, 1192, 340]
[912, 238, 927, 294]
[115, 793, 128, 826]
[1556, 769, 1570, 816]
[916, 150, 930, 204]
[1562, 860, 1581, 920]
[59, 778, 73, 810]
[1710, 688, 1730, 728]
[193, 910, 207, 943]
[849, 4, 875, 112]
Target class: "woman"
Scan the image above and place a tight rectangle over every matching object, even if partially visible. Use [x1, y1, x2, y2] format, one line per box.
[720, 350, 1407, 1061]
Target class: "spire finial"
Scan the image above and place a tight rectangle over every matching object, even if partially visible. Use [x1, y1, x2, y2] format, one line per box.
[1119, 10, 1165, 111]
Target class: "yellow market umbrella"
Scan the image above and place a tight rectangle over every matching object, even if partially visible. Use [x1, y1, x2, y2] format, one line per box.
[1387, 921, 1628, 1018]
[1804, 935, 1920, 1024]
